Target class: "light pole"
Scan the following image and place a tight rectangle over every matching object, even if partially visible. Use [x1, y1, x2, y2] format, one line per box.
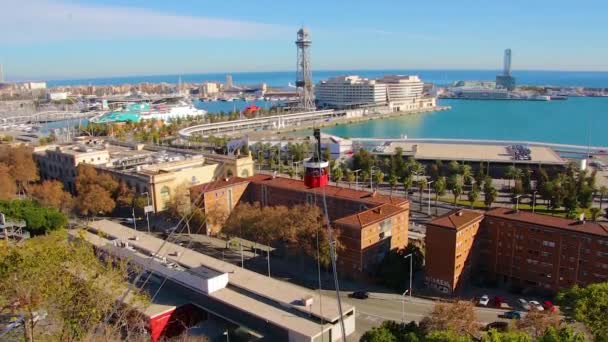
[427, 180, 434, 217]
[532, 190, 538, 213]
[514, 194, 522, 212]
[223, 330, 230, 342]
[352, 169, 361, 190]
[402, 253, 413, 322]
[370, 166, 379, 190]
[141, 191, 152, 233]
[131, 205, 137, 232]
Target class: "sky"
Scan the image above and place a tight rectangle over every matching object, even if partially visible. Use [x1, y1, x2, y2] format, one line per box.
[1, 0, 608, 80]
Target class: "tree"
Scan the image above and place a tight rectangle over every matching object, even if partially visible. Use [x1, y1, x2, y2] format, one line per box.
[421, 301, 479, 336]
[388, 174, 399, 195]
[376, 246, 424, 292]
[0, 231, 149, 341]
[505, 165, 522, 189]
[448, 161, 461, 176]
[333, 166, 344, 185]
[537, 326, 585, 342]
[590, 207, 601, 221]
[373, 171, 385, 190]
[417, 179, 428, 208]
[115, 181, 135, 208]
[516, 310, 561, 338]
[599, 186, 608, 210]
[468, 186, 480, 209]
[353, 149, 376, 172]
[556, 282, 608, 340]
[460, 164, 473, 186]
[433, 177, 447, 215]
[484, 186, 498, 209]
[0, 200, 68, 235]
[29, 180, 73, 213]
[451, 183, 463, 205]
[360, 325, 396, 342]
[0, 163, 17, 200]
[482, 330, 531, 342]
[75, 184, 116, 217]
[345, 169, 356, 188]
[1, 145, 39, 194]
[403, 175, 413, 198]
[425, 330, 471, 342]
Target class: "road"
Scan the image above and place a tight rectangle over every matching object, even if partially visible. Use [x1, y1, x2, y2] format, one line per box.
[316, 290, 514, 340]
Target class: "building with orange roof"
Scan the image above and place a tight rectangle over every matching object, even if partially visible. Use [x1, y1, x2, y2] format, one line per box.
[425, 209, 485, 294]
[425, 207, 608, 295]
[190, 174, 410, 278]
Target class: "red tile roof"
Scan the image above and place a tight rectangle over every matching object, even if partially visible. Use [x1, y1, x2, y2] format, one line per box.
[485, 207, 608, 237]
[190, 176, 250, 193]
[333, 203, 406, 228]
[428, 209, 485, 231]
[247, 174, 408, 207]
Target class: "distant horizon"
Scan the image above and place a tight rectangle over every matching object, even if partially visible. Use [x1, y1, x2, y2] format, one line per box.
[6, 68, 608, 84]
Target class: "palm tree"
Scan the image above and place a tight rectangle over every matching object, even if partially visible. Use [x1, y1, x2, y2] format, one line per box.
[417, 179, 428, 209]
[433, 177, 447, 215]
[460, 164, 473, 186]
[345, 170, 355, 188]
[451, 183, 463, 206]
[599, 186, 608, 210]
[505, 165, 517, 189]
[468, 186, 480, 209]
[590, 207, 601, 221]
[373, 171, 385, 191]
[403, 175, 413, 198]
[388, 174, 398, 195]
[484, 186, 498, 209]
[333, 167, 344, 186]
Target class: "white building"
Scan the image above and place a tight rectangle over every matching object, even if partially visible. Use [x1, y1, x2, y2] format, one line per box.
[377, 75, 424, 111]
[48, 92, 69, 101]
[315, 75, 387, 109]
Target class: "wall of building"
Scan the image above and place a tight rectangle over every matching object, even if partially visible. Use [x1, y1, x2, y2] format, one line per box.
[425, 225, 457, 294]
[479, 216, 608, 293]
[199, 182, 250, 235]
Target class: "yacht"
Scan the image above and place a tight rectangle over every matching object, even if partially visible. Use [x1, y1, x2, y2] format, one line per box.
[91, 98, 206, 123]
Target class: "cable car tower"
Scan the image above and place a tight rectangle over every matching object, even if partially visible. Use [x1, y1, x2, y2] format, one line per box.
[295, 27, 315, 111]
[304, 128, 329, 188]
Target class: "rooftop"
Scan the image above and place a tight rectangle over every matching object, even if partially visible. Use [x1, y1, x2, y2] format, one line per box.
[190, 176, 250, 194]
[334, 203, 406, 228]
[428, 209, 485, 231]
[248, 174, 408, 207]
[82, 220, 354, 337]
[485, 207, 608, 237]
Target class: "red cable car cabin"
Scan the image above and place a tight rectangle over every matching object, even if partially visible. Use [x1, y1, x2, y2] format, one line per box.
[304, 128, 329, 188]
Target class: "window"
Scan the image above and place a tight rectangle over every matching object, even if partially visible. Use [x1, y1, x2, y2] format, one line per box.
[379, 219, 392, 239]
[542, 240, 556, 248]
[160, 186, 170, 198]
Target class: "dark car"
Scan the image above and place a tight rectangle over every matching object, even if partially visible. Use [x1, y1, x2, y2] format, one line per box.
[492, 296, 504, 307]
[501, 311, 522, 320]
[486, 321, 509, 332]
[349, 291, 369, 300]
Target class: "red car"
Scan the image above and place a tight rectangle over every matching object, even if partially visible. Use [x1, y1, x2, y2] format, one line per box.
[543, 300, 557, 312]
[492, 296, 504, 307]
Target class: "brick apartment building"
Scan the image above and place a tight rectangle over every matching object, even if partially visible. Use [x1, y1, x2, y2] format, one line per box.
[425, 207, 608, 295]
[424, 210, 485, 294]
[190, 174, 410, 278]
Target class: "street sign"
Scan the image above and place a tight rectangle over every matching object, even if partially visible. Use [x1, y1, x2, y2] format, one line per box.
[144, 205, 154, 214]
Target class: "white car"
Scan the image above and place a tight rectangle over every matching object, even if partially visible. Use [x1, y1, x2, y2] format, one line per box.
[529, 300, 544, 311]
[518, 298, 531, 311]
[478, 295, 490, 306]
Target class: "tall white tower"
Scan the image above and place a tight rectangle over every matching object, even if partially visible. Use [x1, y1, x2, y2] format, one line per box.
[295, 27, 315, 111]
[0, 64, 4, 83]
[503, 48, 512, 76]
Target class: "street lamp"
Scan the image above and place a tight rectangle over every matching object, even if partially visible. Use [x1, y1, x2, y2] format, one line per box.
[352, 169, 361, 190]
[427, 180, 434, 217]
[141, 191, 152, 233]
[223, 330, 230, 342]
[532, 190, 538, 213]
[514, 194, 522, 212]
[370, 166, 379, 190]
[402, 253, 413, 322]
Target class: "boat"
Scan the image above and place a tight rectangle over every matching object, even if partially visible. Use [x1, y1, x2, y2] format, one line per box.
[528, 95, 551, 101]
[90, 98, 206, 124]
[550, 95, 568, 100]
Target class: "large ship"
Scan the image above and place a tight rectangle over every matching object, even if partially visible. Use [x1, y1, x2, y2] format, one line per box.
[91, 98, 206, 124]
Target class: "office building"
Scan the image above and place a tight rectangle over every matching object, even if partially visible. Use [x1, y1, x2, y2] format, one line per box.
[315, 75, 387, 109]
[34, 138, 254, 212]
[496, 48, 516, 90]
[425, 210, 485, 294]
[425, 207, 608, 295]
[190, 174, 410, 277]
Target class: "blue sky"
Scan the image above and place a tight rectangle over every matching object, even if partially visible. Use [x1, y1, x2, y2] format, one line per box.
[2, 0, 608, 80]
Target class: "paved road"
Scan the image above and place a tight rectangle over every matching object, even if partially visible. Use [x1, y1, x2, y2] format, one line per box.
[317, 290, 515, 341]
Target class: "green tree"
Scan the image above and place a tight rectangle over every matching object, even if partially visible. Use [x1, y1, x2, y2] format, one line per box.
[359, 325, 396, 342]
[537, 326, 585, 342]
[599, 186, 608, 210]
[425, 331, 472, 342]
[482, 330, 531, 342]
[417, 178, 428, 208]
[590, 207, 601, 221]
[485, 186, 498, 209]
[433, 177, 447, 215]
[448, 160, 461, 176]
[376, 246, 423, 292]
[460, 164, 473, 186]
[403, 175, 413, 198]
[556, 282, 608, 340]
[389, 174, 399, 195]
[373, 171, 385, 190]
[0, 200, 68, 235]
[452, 183, 463, 205]
[345, 169, 356, 188]
[333, 166, 344, 185]
[468, 186, 480, 209]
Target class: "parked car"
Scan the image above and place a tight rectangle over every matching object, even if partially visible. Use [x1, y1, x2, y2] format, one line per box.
[529, 300, 544, 311]
[518, 298, 531, 311]
[543, 300, 557, 312]
[486, 321, 509, 332]
[479, 295, 490, 306]
[492, 296, 504, 307]
[349, 291, 369, 300]
[501, 311, 522, 320]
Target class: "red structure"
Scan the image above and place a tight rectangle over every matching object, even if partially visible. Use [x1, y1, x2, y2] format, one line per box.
[242, 104, 261, 118]
[303, 128, 329, 188]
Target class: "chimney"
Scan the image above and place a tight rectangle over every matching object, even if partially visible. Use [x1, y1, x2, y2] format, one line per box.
[272, 171, 277, 179]
[578, 213, 585, 224]
[456, 211, 463, 217]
